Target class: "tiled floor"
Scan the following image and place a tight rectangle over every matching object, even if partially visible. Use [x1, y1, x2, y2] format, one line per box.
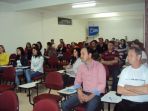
[17, 88, 115, 111]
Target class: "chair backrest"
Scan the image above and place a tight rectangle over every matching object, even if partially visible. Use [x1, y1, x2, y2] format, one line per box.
[45, 72, 63, 90]
[9, 53, 17, 65]
[48, 56, 58, 68]
[0, 91, 19, 111]
[33, 99, 59, 111]
[2, 67, 16, 82]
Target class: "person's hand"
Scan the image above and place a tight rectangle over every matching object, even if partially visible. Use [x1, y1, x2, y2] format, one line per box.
[63, 65, 67, 69]
[77, 90, 85, 103]
[100, 59, 104, 64]
[83, 94, 95, 102]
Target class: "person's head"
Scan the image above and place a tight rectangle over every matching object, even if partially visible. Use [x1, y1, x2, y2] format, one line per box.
[91, 40, 97, 48]
[47, 42, 52, 49]
[26, 42, 31, 49]
[32, 46, 42, 57]
[120, 39, 126, 46]
[105, 39, 109, 44]
[16, 47, 25, 56]
[112, 38, 115, 41]
[80, 47, 93, 62]
[60, 39, 64, 44]
[32, 43, 37, 49]
[73, 48, 81, 58]
[114, 41, 119, 47]
[0, 45, 5, 53]
[98, 38, 104, 43]
[51, 39, 54, 44]
[108, 41, 114, 51]
[37, 41, 42, 50]
[131, 39, 144, 51]
[127, 47, 142, 66]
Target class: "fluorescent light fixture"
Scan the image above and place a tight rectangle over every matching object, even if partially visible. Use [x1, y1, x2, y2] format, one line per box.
[72, 1, 96, 8]
[93, 12, 119, 18]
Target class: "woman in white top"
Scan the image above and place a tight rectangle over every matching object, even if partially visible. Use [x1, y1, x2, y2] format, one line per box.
[63, 48, 83, 86]
[25, 45, 44, 83]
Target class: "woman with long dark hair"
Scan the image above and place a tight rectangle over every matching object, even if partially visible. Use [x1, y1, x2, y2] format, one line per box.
[63, 48, 83, 87]
[25, 45, 44, 83]
[15, 47, 28, 86]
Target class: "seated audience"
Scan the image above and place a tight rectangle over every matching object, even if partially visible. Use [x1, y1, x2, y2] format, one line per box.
[44, 42, 57, 58]
[57, 42, 66, 61]
[101, 41, 120, 91]
[63, 48, 83, 86]
[0, 45, 9, 72]
[98, 38, 108, 54]
[44, 42, 57, 65]
[25, 45, 44, 83]
[125, 40, 147, 66]
[37, 41, 43, 54]
[14, 47, 28, 86]
[90, 40, 100, 60]
[25, 42, 32, 60]
[62, 47, 106, 111]
[51, 39, 56, 48]
[114, 47, 148, 111]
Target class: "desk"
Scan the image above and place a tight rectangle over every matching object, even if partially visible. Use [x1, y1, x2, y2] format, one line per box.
[19, 81, 40, 105]
[0, 65, 13, 68]
[101, 91, 122, 111]
[57, 70, 65, 74]
[16, 66, 30, 69]
[58, 86, 76, 99]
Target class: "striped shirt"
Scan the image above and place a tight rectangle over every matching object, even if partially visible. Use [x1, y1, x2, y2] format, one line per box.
[74, 60, 106, 95]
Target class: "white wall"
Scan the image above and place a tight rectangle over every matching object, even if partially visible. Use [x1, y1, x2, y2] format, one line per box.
[0, 11, 87, 53]
[87, 18, 144, 42]
[0, 10, 144, 54]
[42, 16, 86, 46]
[0, 11, 43, 53]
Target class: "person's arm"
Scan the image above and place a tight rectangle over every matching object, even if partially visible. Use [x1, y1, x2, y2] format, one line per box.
[117, 86, 138, 96]
[125, 84, 148, 95]
[72, 59, 82, 74]
[101, 57, 119, 65]
[31, 57, 34, 70]
[74, 66, 82, 89]
[92, 64, 106, 95]
[74, 66, 85, 103]
[117, 68, 138, 96]
[33, 56, 44, 72]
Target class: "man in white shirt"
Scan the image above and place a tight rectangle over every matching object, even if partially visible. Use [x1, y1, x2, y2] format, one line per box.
[114, 47, 148, 111]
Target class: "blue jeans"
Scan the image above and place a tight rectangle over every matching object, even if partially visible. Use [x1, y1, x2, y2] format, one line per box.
[62, 93, 101, 111]
[25, 69, 41, 83]
[15, 69, 24, 85]
[0, 67, 4, 73]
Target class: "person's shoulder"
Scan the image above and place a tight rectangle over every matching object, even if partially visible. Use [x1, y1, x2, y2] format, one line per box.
[94, 60, 104, 67]
[121, 65, 131, 73]
[141, 64, 148, 71]
[3, 52, 9, 56]
[39, 56, 44, 59]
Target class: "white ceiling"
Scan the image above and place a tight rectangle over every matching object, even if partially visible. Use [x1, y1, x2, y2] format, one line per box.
[0, 0, 145, 20]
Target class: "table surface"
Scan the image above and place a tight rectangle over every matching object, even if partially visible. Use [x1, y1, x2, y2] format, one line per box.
[0, 65, 13, 68]
[58, 86, 76, 95]
[19, 81, 40, 89]
[57, 70, 65, 73]
[101, 91, 122, 103]
[16, 66, 30, 69]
